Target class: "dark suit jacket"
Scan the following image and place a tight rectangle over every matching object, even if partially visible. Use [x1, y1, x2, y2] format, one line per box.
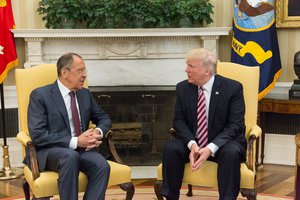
[25, 81, 112, 171]
[173, 75, 247, 155]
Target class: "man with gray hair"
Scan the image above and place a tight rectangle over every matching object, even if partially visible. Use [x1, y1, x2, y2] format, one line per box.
[26, 53, 111, 200]
[161, 48, 247, 200]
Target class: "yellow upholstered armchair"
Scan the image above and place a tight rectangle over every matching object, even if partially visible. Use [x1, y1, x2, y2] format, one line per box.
[16, 64, 134, 200]
[155, 62, 261, 200]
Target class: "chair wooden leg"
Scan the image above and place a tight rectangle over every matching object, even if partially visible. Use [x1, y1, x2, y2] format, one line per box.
[186, 184, 193, 197]
[22, 179, 30, 200]
[119, 182, 135, 200]
[240, 188, 257, 200]
[154, 180, 163, 200]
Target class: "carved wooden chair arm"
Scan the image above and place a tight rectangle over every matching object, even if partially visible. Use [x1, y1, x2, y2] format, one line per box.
[16, 131, 40, 180]
[246, 124, 262, 171]
[27, 141, 40, 180]
[169, 128, 176, 137]
[105, 130, 125, 164]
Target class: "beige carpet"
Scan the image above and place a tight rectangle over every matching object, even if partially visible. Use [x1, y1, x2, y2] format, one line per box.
[8, 186, 293, 200]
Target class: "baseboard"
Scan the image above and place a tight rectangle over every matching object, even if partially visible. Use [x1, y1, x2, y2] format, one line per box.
[264, 133, 295, 166]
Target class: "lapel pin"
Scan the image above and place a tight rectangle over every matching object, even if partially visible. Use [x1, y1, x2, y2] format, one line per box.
[215, 91, 219, 95]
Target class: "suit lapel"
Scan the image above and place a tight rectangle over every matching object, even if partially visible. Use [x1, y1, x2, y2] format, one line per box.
[76, 90, 87, 131]
[49, 82, 71, 132]
[190, 84, 198, 134]
[208, 75, 222, 130]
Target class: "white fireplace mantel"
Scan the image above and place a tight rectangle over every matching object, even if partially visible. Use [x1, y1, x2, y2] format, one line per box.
[13, 28, 231, 86]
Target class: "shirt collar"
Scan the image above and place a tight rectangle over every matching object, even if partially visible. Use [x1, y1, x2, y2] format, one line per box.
[57, 79, 71, 97]
[201, 75, 215, 93]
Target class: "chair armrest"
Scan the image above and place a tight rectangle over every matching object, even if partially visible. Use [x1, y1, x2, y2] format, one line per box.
[89, 122, 96, 129]
[16, 131, 31, 147]
[16, 131, 40, 180]
[169, 128, 176, 137]
[105, 130, 125, 165]
[246, 124, 262, 171]
[248, 124, 261, 138]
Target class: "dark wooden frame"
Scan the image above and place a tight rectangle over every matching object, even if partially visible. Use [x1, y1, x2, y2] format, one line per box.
[276, 0, 300, 28]
[20, 130, 135, 200]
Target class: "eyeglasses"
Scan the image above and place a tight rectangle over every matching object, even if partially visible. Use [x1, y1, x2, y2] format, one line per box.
[76, 68, 88, 74]
[65, 68, 88, 75]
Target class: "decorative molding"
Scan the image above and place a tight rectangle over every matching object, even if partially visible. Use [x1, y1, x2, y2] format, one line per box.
[12, 28, 231, 86]
[12, 28, 231, 38]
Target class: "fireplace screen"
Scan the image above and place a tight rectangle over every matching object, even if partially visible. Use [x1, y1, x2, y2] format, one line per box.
[92, 88, 176, 166]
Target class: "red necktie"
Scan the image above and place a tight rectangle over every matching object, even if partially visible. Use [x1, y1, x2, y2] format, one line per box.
[69, 91, 81, 137]
[196, 87, 208, 148]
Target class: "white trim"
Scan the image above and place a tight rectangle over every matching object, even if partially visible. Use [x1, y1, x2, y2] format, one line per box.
[12, 28, 232, 38]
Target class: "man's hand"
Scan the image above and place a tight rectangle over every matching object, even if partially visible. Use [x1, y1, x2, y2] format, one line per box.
[77, 128, 102, 150]
[189, 144, 201, 170]
[190, 146, 211, 171]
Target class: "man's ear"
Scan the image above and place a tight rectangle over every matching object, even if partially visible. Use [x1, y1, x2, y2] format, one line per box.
[61, 69, 68, 78]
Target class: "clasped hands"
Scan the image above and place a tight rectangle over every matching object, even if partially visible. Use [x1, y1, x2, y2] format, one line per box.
[77, 128, 102, 150]
[189, 144, 211, 171]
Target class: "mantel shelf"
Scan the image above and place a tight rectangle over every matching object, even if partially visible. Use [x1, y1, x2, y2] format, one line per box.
[12, 27, 231, 38]
[13, 27, 231, 86]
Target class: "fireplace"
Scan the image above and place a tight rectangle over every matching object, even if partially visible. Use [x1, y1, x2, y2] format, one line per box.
[91, 86, 176, 166]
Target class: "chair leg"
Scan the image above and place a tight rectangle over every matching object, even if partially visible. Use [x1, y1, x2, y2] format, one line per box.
[22, 179, 30, 200]
[154, 180, 163, 200]
[119, 182, 135, 200]
[186, 184, 193, 197]
[240, 188, 257, 200]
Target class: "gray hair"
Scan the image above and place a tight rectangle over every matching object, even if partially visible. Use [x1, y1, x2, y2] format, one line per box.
[57, 52, 82, 76]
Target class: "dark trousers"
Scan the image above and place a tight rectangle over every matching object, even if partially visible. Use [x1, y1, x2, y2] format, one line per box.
[161, 138, 244, 200]
[45, 148, 110, 200]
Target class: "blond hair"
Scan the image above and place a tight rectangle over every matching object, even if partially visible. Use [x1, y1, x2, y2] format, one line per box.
[186, 48, 217, 74]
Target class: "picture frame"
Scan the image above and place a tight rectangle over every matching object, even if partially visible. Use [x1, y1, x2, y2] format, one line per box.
[276, 0, 300, 28]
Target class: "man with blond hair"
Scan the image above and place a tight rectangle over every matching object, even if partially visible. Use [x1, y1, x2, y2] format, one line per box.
[161, 48, 247, 200]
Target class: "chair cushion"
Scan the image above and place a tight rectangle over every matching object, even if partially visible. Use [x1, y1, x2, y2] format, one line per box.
[107, 161, 132, 186]
[24, 160, 131, 198]
[157, 161, 254, 189]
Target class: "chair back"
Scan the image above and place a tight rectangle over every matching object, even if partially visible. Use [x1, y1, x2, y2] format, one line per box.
[217, 62, 259, 139]
[15, 64, 88, 140]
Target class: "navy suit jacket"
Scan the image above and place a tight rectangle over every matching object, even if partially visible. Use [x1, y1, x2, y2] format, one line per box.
[173, 75, 247, 156]
[25, 81, 112, 171]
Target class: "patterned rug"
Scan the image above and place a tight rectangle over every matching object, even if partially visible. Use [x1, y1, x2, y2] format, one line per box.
[6, 186, 293, 200]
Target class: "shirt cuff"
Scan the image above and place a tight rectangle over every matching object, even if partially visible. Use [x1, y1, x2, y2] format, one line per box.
[69, 137, 78, 149]
[207, 142, 219, 157]
[96, 127, 103, 138]
[187, 140, 197, 150]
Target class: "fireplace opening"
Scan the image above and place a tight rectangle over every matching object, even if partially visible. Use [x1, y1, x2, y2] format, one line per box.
[91, 86, 176, 166]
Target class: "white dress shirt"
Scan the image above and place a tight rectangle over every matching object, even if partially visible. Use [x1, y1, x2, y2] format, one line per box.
[187, 75, 219, 156]
[57, 79, 102, 149]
